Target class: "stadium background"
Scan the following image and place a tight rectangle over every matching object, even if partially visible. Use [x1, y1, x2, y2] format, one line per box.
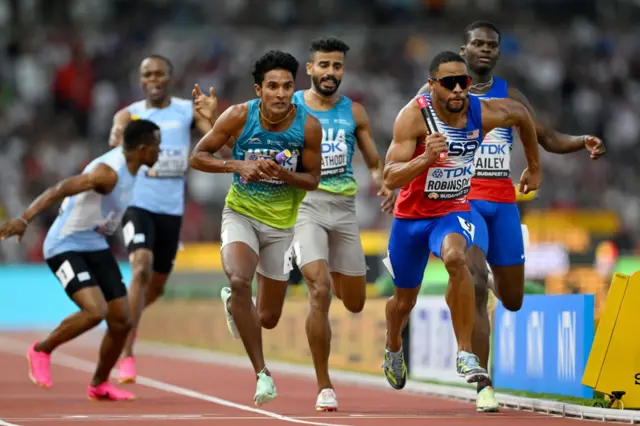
[0, 0, 639, 401]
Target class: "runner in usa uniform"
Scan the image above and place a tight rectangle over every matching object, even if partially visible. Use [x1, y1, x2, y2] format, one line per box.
[382, 51, 541, 394]
[291, 37, 396, 412]
[416, 21, 606, 412]
[108, 55, 219, 383]
[189, 50, 322, 406]
[0, 120, 160, 401]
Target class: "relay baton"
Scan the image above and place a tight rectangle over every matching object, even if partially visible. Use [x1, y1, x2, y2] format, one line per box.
[274, 149, 292, 163]
[241, 149, 292, 184]
[416, 96, 447, 159]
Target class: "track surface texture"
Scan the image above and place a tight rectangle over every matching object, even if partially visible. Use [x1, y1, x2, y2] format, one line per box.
[0, 331, 608, 425]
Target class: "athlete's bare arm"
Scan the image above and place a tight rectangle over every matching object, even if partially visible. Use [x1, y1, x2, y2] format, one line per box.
[257, 114, 322, 191]
[383, 101, 447, 190]
[352, 102, 383, 186]
[481, 98, 541, 193]
[0, 164, 118, 241]
[352, 102, 396, 212]
[108, 108, 132, 148]
[508, 87, 605, 158]
[189, 104, 247, 172]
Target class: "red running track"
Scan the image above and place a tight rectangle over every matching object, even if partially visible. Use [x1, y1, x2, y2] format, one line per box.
[0, 332, 597, 425]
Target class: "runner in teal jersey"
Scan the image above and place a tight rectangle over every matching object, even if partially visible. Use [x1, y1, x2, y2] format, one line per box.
[291, 37, 396, 411]
[189, 50, 323, 406]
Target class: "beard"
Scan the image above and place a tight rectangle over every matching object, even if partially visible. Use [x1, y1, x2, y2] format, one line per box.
[312, 75, 341, 96]
[446, 98, 466, 113]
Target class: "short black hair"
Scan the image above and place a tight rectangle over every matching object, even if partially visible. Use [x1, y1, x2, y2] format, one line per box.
[252, 50, 299, 86]
[123, 119, 160, 150]
[429, 51, 466, 76]
[309, 37, 350, 56]
[144, 54, 174, 76]
[463, 21, 501, 44]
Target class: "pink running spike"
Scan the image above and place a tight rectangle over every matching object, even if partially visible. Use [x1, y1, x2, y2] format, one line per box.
[88, 382, 136, 401]
[118, 356, 136, 384]
[27, 341, 53, 389]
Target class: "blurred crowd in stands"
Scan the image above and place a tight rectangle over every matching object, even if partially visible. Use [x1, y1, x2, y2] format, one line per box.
[0, 0, 638, 262]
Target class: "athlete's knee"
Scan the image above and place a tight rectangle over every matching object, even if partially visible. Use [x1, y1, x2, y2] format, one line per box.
[82, 308, 107, 328]
[340, 276, 366, 314]
[393, 289, 419, 316]
[442, 245, 468, 279]
[259, 310, 281, 330]
[78, 296, 108, 327]
[228, 274, 253, 299]
[145, 273, 168, 303]
[106, 300, 133, 335]
[502, 294, 523, 312]
[492, 266, 524, 312]
[307, 277, 332, 314]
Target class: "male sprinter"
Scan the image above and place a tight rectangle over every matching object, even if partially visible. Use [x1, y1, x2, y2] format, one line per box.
[291, 37, 396, 411]
[382, 51, 541, 394]
[108, 55, 218, 383]
[189, 50, 322, 406]
[416, 21, 606, 411]
[0, 120, 160, 400]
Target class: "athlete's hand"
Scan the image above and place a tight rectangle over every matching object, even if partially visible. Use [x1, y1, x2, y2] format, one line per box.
[192, 83, 217, 121]
[238, 161, 264, 183]
[423, 133, 448, 164]
[377, 186, 396, 214]
[584, 135, 605, 159]
[0, 218, 28, 242]
[255, 158, 283, 180]
[518, 167, 541, 194]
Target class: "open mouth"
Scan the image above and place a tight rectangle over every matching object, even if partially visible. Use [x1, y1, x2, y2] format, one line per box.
[148, 85, 163, 96]
[321, 80, 336, 88]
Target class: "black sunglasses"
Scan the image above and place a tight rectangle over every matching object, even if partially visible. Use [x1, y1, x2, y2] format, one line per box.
[432, 75, 472, 91]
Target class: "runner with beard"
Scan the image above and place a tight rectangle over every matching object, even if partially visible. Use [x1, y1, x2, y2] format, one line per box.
[415, 21, 606, 412]
[291, 37, 396, 411]
[382, 51, 541, 397]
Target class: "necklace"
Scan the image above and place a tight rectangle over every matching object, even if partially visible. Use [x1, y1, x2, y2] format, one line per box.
[259, 102, 295, 125]
[470, 77, 494, 92]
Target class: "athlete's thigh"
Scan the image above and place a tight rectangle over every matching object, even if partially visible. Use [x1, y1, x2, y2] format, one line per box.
[85, 249, 128, 303]
[428, 211, 476, 259]
[468, 201, 489, 259]
[293, 208, 329, 271]
[385, 218, 434, 289]
[256, 222, 294, 283]
[327, 200, 366, 277]
[151, 213, 183, 275]
[122, 207, 156, 258]
[485, 202, 524, 267]
[46, 251, 102, 303]
[220, 206, 260, 281]
[255, 224, 294, 322]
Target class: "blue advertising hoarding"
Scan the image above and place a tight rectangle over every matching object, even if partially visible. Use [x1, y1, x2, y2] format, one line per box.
[493, 294, 594, 398]
[0, 263, 131, 329]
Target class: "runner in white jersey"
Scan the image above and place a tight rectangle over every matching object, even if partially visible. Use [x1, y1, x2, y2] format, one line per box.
[108, 55, 220, 383]
[0, 120, 160, 401]
[291, 37, 395, 411]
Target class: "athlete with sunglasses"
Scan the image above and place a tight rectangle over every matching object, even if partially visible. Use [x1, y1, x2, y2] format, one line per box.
[414, 21, 606, 412]
[381, 51, 541, 397]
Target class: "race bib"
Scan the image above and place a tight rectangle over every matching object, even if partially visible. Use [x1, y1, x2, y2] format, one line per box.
[244, 148, 299, 185]
[424, 164, 473, 200]
[321, 141, 348, 177]
[474, 131, 511, 179]
[147, 148, 188, 178]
